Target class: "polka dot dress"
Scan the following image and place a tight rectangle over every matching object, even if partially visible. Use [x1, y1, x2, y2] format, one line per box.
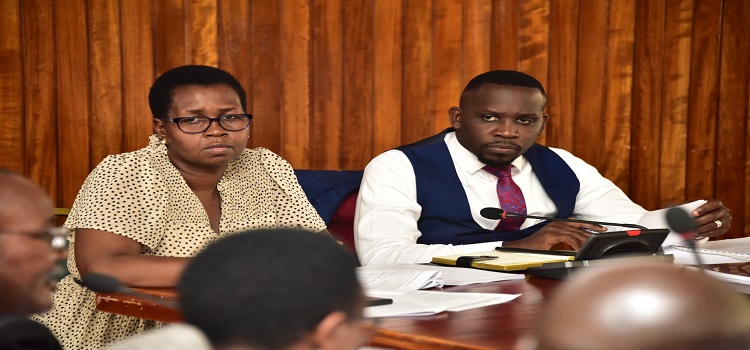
[31, 135, 326, 349]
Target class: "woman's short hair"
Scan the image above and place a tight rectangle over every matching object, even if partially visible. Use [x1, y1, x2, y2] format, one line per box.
[148, 65, 247, 120]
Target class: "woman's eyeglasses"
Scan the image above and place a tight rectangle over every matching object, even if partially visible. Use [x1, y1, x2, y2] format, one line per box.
[167, 114, 253, 134]
[0, 227, 70, 250]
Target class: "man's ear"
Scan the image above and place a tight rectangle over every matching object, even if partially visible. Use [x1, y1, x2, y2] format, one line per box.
[538, 113, 549, 136]
[310, 311, 348, 349]
[449, 107, 462, 129]
[153, 118, 167, 139]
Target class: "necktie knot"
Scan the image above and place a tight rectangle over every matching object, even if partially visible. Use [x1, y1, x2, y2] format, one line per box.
[482, 165, 512, 178]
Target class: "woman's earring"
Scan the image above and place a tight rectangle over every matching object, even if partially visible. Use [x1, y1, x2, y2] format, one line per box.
[161, 138, 167, 145]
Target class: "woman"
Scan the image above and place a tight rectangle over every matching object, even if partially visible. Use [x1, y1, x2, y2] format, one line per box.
[32, 65, 327, 349]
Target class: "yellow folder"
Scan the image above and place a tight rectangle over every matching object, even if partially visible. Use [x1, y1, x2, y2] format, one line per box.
[431, 250, 575, 272]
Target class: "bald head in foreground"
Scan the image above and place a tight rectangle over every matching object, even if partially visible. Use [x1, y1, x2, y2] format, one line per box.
[0, 170, 66, 349]
[533, 263, 750, 350]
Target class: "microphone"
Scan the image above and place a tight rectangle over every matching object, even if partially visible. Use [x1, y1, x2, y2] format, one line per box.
[82, 273, 178, 309]
[479, 207, 648, 231]
[665, 207, 704, 267]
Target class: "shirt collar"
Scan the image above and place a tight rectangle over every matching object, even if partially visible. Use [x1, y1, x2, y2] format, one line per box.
[444, 131, 529, 176]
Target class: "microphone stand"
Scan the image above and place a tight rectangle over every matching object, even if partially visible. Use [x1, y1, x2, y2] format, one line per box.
[501, 212, 649, 231]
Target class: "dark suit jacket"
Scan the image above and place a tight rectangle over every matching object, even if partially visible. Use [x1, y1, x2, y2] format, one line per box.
[0, 316, 61, 350]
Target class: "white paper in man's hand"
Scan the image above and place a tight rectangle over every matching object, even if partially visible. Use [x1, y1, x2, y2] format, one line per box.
[637, 199, 706, 247]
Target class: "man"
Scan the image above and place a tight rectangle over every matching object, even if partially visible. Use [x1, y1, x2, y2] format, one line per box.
[111, 228, 369, 350]
[0, 170, 67, 349]
[354, 70, 731, 265]
[530, 263, 750, 350]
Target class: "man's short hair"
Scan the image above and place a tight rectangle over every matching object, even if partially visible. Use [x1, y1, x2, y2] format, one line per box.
[178, 229, 362, 349]
[148, 65, 247, 120]
[462, 70, 546, 100]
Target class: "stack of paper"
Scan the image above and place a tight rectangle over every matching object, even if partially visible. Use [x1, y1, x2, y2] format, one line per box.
[357, 267, 442, 295]
[364, 291, 521, 318]
[672, 237, 750, 261]
[357, 265, 523, 318]
[358, 264, 524, 287]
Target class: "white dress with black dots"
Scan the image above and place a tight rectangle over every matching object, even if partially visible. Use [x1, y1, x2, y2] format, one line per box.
[32, 135, 326, 350]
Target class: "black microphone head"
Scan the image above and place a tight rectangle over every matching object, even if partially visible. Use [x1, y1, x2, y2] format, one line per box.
[480, 207, 504, 220]
[665, 207, 698, 233]
[82, 273, 126, 293]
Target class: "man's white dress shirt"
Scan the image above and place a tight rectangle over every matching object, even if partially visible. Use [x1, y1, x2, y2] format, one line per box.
[354, 132, 647, 265]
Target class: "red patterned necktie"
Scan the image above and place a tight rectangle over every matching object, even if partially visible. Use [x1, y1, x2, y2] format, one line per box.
[483, 165, 527, 231]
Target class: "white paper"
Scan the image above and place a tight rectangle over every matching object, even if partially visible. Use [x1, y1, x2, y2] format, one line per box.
[672, 236, 750, 261]
[636, 199, 706, 247]
[358, 264, 524, 286]
[364, 290, 520, 318]
[356, 268, 442, 295]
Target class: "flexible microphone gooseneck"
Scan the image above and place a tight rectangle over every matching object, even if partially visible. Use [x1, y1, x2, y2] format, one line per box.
[479, 207, 648, 231]
[82, 273, 178, 309]
[665, 207, 704, 268]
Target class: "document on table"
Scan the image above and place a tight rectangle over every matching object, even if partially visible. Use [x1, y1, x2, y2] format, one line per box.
[358, 264, 524, 286]
[364, 290, 521, 318]
[357, 267, 442, 295]
[672, 236, 750, 261]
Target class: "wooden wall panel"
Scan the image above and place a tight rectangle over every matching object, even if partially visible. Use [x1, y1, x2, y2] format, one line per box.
[89, 0, 124, 165]
[1, 0, 749, 237]
[463, 0, 492, 83]
[0, 0, 24, 174]
[491, 0, 520, 70]
[601, 0, 635, 192]
[433, 0, 462, 133]
[631, 0, 665, 210]
[311, 0, 343, 168]
[401, 1, 433, 145]
[249, 0, 281, 153]
[716, 0, 750, 239]
[54, 0, 91, 207]
[280, 0, 311, 169]
[685, 0, 721, 202]
[546, 0, 578, 153]
[657, 0, 692, 207]
[154, 0, 187, 74]
[22, 0, 57, 200]
[573, 0, 607, 167]
[341, 1, 373, 170]
[372, 0, 402, 156]
[121, 0, 155, 152]
[187, 0, 219, 66]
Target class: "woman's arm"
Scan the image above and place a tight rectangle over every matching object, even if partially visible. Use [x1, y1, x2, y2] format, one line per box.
[75, 228, 188, 287]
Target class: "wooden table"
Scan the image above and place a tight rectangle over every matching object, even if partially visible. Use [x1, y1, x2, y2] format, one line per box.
[96, 275, 561, 350]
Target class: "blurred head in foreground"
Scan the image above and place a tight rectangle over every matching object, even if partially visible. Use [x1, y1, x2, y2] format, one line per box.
[533, 263, 750, 350]
[179, 229, 367, 350]
[0, 170, 67, 316]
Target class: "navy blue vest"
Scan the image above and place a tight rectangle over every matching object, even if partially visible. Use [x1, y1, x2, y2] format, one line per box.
[399, 130, 580, 244]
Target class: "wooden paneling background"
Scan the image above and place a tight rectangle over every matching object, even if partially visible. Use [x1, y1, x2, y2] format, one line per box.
[1, 0, 748, 238]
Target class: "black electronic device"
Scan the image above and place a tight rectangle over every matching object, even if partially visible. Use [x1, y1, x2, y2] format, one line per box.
[523, 229, 672, 279]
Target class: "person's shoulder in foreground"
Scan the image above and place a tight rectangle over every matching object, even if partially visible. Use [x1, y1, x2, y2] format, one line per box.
[0, 169, 66, 349]
[528, 262, 750, 350]
[354, 69, 733, 266]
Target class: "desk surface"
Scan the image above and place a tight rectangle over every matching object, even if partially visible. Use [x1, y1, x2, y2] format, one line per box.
[96, 275, 559, 350]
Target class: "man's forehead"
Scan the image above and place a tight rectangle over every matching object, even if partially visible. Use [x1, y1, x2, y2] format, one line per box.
[461, 83, 546, 107]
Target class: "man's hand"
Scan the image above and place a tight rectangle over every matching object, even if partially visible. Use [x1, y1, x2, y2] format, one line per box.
[691, 199, 731, 239]
[502, 220, 607, 250]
